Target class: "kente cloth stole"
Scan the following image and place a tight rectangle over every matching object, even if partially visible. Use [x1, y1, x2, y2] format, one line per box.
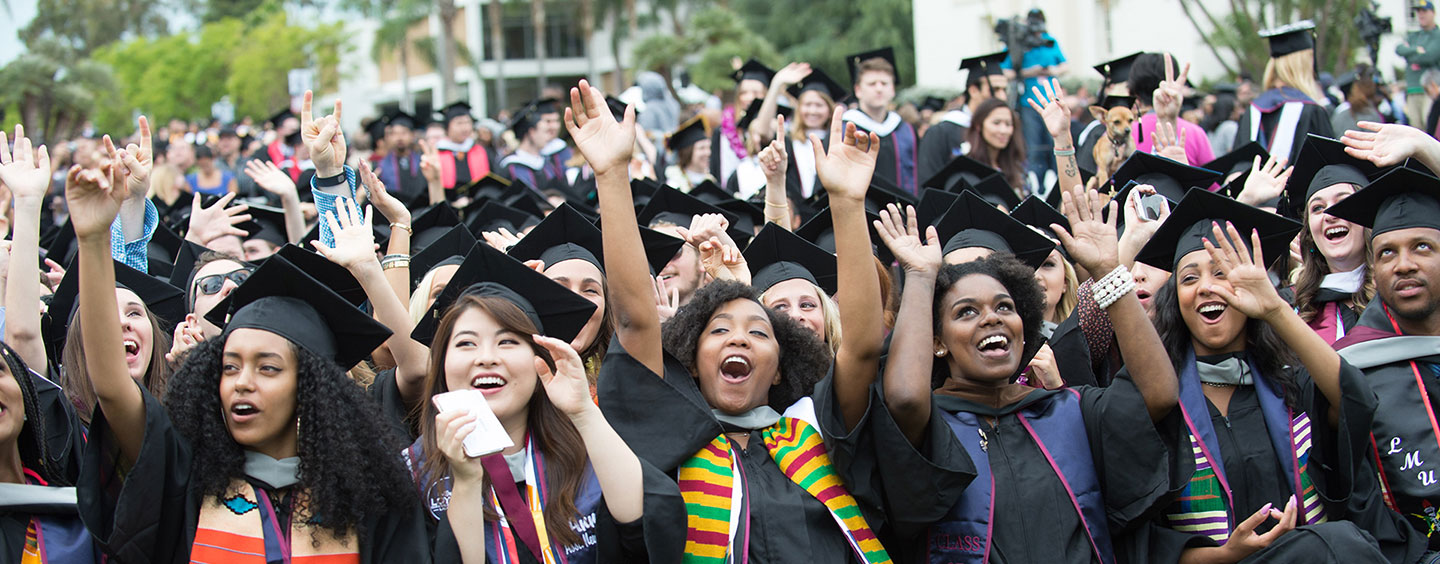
[677, 417, 891, 564]
[192, 479, 358, 563]
[1165, 350, 1326, 543]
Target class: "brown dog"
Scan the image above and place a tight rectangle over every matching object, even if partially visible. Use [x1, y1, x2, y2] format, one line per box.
[1089, 105, 1136, 191]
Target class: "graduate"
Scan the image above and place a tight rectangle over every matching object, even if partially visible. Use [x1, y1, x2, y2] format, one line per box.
[743, 223, 841, 351]
[376, 111, 429, 203]
[844, 47, 919, 194]
[711, 59, 775, 185]
[261, 108, 304, 185]
[69, 157, 429, 562]
[501, 99, 571, 188]
[662, 116, 715, 192]
[1135, 188, 1400, 562]
[1233, 21, 1335, 165]
[931, 190, 1054, 267]
[434, 101, 499, 196]
[783, 68, 848, 199]
[870, 182, 1181, 563]
[919, 51, 1009, 182]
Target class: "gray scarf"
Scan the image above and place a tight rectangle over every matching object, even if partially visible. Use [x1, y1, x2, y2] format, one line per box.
[244, 451, 301, 490]
[1196, 354, 1254, 386]
[713, 406, 782, 432]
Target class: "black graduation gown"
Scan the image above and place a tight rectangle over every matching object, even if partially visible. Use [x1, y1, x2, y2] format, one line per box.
[76, 388, 431, 564]
[1232, 103, 1333, 167]
[864, 123, 918, 196]
[1, 369, 93, 564]
[863, 375, 1178, 564]
[917, 119, 967, 183]
[369, 368, 417, 442]
[596, 339, 889, 563]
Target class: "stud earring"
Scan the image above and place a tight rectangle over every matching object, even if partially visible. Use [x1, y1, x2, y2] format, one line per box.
[934, 349, 947, 358]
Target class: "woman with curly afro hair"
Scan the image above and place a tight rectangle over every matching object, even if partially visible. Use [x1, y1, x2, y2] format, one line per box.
[869, 185, 1180, 563]
[66, 161, 428, 563]
[574, 79, 898, 562]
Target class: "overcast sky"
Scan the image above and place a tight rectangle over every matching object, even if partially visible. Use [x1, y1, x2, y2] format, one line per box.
[0, 0, 38, 66]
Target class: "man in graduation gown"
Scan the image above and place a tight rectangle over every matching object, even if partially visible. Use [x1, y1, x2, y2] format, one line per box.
[434, 101, 498, 200]
[262, 109, 304, 186]
[500, 99, 571, 188]
[1233, 22, 1334, 165]
[918, 51, 1008, 182]
[376, 111, 428, 204]
[843, 47, 919, 195]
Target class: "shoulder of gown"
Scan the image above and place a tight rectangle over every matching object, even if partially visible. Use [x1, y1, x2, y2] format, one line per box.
[596, 335, 724, 472]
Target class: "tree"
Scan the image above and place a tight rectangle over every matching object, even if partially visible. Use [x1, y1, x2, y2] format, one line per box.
[204, 0, 266, 22]
[1176, 0, 1363, 79]
[436, 0, 461, 104]
[532, 0, 547, 92]
[0, 38, 118, 142]
[632, 7, 781, 93]
[372, 6, 429, 112]
[22, 0, 173, 56]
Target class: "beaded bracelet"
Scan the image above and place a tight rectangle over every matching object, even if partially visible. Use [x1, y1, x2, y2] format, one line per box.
[1094, 264, 1137, 309]
[1053, 147, 1076, 157]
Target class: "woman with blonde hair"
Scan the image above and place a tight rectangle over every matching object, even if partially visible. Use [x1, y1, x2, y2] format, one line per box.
[1234, 21, 1334, 165]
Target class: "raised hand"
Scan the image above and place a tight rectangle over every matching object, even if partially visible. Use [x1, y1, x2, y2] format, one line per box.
[1152, 53, 1190, 122]
[1218, 496, 1298, 562]
[434, 409, 485, 483]
[64, 164, 121, 239]
[244, 158, 299, 199]
[1026, 344, 1064, 389]
[42, 259, 65, 291]
[1026, 78, 1072, 140]
[1201, 222, 1288, 321]
[185, 192, 250, 246]
[873, 203, 942, 276]
[1117, 184, 1171, 266]
[120, 116, 153, 198]
[564, 80, 636, 175]
[166, 314, 206, 364]
[357, 160, 411, 225]
[300, 90, 346, 178]
[311, 197, 377, 270]
[531, 334, 596, 417]
[773, 62, 813, 87]
[481, 228, 522, 251]
[1153, 120, 1188, 163]
[0, 125, 53, 201]
[653, 275, 679, 323]
[1236, 155, 1292, 208]
[1052, 183, 1121, 276]
[418, 139, 442, 184]
[1341, 121, 1434, 167]
[757, 117, 790, 185]
[675, 213, 735, 249]
[698, 237, 750, 284]
[100, 136, 136, 201]
[814, 106, 879, 202]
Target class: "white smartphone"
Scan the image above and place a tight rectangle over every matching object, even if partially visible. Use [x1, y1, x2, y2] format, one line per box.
[431, 389, 514, 458]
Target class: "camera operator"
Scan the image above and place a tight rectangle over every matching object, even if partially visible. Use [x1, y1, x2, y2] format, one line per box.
[1399, 0, 1440, 126]
[1000, 8, 1067, 194]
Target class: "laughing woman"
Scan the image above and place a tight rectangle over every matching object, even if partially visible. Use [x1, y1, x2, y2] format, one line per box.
[67, 159, 429, 562]
[872, 183, 1182, 563]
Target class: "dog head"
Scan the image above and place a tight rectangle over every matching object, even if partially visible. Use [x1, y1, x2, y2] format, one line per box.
[1089, 105, 1136, 143]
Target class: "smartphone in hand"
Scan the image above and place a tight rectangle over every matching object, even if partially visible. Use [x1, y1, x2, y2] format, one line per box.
[431, 389, 514, 458]
[1139, 193, 1167, 222]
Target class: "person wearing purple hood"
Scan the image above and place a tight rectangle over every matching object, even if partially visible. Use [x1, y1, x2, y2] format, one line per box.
[1233, 21, 1334, 165]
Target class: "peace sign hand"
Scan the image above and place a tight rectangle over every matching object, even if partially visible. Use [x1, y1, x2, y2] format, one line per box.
[1153, 53, 1190, 122]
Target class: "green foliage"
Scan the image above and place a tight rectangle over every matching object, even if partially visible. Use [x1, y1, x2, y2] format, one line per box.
[22, 0, 171, 56]
[1179, 0, 1366, 79]
[631, 6, 781, 91]
[0, 38, 118, 141]
[727, 0, 914, 88]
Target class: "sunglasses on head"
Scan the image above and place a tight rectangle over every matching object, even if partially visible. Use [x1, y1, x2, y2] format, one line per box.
[193, 268, 253, 296]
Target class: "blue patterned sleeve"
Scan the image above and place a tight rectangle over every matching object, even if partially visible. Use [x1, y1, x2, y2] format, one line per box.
[109, 198, 159, 273]
[310, 166, 359, 248]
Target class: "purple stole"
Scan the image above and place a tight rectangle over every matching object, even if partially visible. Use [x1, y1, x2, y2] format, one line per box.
[929, 390, 1115, 564]
[893, 123, 919, 195]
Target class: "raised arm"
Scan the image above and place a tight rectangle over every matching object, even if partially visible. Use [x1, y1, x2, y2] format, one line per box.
[564, 81, 665, 375]
[69, 152, 146, 462]
[112, 117, 154, 248]
[1202, 222, 1343, 425]
[312, 198, 430, 406]
[1341, 121, 1440, 173]
[1052, 184, 1177, 422]
[244, 159, 307, 243]
[418, 139, 445, 207]
[1027, 78, 1082, 193]
[747, 63, 811, 141]
[758, 116, 792, 230]
[357, 160, 414, 304]
[812, 108, 885, 430]
[0, 127, 52, 370]
[873, 204, 944, 445]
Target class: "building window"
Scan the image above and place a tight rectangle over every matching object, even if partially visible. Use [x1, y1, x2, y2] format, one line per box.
[480, 1, 586, 61]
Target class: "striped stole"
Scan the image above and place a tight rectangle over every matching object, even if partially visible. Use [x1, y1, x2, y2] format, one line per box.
[677, 417, 891, 564]
[191, 480, 359, 564]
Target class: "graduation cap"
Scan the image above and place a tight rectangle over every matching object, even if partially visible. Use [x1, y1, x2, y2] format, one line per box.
[846, 46, 900, 86]
[507, 204, 605, 271]
[504, 186, 555, 220]
[465, 200, 541, 236]
[917, 187, 961, 228]
[637, 225, 689, 276]
[1203, 142, 1270, 180]
[43, 260, 187, 362]
[923, 154, 1002, 191]
[744, 223, 839, 295]
[411, 243, 597, 345]
[1097, 94, 1135, 111]
[630, 177, 662, 209]
[43, 219, 77, 267]
[1011, 195, 1070, 243]
[1325, 167, 1440, 238]
[266, 108, 297, 129]
[732, 59, 776, 86]
[509, 98, 560, 137]
[1135, 187, 1302, 270]
[667, 115, 709, 151]
[238, 204, 289, 247]
[1259, 20, 1317, 58]
[688, 180, 733, 205]
[637, 186, 741, 234]
[438, 101, 474, 125]
[147, 222, 184, 279]
[959, 51, 1009, 80]
[386, 110, 421, 131]
[604, 96, 630, 120]
[719, 199, 765, 236]
[410, 226, 476, 288]
[272, 244, 368, 307]
[204, 253, 390, 369]
[737, 98, 793, 131]
[786, 68, 849, 102]
[1282, 134, 1380, 219]
[933, 191, 1055, 269]
[1093, 52, 1143, 85]
[920, 96, 946, 113]
[1108, 151, 1221, 201]
[410, 204, 464, 253]
[364, 118, 389, 144]
[794, 205, 894, 265]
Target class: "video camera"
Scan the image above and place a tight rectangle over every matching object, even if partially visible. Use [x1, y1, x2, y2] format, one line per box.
[994, 9, 1055, 53]
[1357, 2, 1392, 66]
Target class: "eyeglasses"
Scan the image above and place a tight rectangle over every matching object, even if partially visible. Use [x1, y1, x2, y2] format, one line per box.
[193, 268, 252, 296]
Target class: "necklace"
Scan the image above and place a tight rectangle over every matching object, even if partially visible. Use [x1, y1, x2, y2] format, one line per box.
[1202, 381, 1237, 388]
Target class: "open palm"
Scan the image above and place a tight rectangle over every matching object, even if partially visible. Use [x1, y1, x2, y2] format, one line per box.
[1052, 183, 1119, 275]
[0, 126, 52, 200]
[565, 80, 635, 175]
[874, 204, 941, 276]
[312, 198, 377, 270]
[1203, 222, 1285, 319]
[815, 107, 879, 201]
[1341, 121, 1431, 167]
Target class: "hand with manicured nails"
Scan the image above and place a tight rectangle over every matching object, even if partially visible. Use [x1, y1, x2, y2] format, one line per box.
[0, 125, 52, 201]
[357, 160, 411, 225]
[245, 159, 299, 199]
[300, 90, 346, 178]
[1202, 222, 1288, 321]
[1219, 496, 1299, 562]
[814, 108, 880, 202]
[435, 409, 486, 483]
[564, 80, 635, 176]
[1051, 183, 1122, 276]
[185, 192, 251, 246]
[312, 197, 378, 271]
[698, 236, 750, 284]
[531, 334, 596, 418]
[874, 204, 942, 276]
